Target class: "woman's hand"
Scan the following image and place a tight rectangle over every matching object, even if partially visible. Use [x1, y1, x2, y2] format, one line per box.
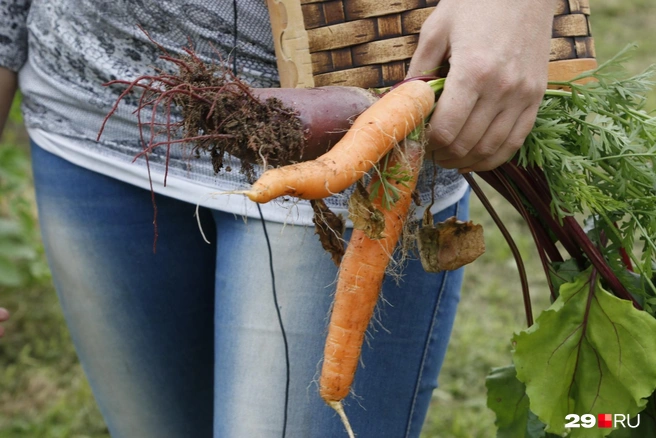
[407, 0, 556, 172]
[0, 67, 18, 139]
[0, 308, 9, 338]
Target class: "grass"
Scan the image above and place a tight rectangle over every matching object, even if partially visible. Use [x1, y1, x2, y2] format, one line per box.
[1, 3, 656, 436]
[0, 100, 110, 437]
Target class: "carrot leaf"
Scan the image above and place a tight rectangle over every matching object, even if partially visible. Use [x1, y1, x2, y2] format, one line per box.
[370, 157, 414, 210]
[516, 46, 656, 297]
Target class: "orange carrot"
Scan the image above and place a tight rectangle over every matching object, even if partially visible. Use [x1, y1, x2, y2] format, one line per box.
[319, 139, 425, 436]
[244, 80, 434, 203]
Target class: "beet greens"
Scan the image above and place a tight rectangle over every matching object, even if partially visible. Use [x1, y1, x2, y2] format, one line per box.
[466, 46, 656, 437]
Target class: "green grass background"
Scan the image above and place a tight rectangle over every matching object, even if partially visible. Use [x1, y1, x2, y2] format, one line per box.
[1, 3, 655, 436]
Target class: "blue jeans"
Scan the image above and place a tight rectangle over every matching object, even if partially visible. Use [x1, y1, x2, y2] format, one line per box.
[30, 142, 469, 438]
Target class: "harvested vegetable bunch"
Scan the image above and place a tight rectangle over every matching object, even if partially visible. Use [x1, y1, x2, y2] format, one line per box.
[101, 35, 656, 437]
[241, 45, 656, 437]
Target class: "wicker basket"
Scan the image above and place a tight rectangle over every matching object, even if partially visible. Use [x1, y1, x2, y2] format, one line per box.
[266, 0, 597, 88]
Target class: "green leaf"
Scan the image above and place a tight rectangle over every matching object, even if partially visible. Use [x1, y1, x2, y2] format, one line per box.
[549, 258, 584, 296]
[486, 365, 550, 438]
[486, 365, 532, 437]
[512, 268, 656, 437]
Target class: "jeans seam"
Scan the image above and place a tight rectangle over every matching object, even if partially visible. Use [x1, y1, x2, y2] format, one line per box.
[403, 198, 461, 438]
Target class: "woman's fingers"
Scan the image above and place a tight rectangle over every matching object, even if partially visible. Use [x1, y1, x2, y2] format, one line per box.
[425, 73, 481, 157]
[426, 48, 548, 168]
[428, 86, 509, 164]
[0, 307, 9, 338]
[433, 107, 517, 169]
[406, 0, 555, 171]
[406, 21, 448, 79]
[459, 103, 541, 172]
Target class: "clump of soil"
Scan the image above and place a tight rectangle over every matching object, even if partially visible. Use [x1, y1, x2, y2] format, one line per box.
[417, 215, 485, 272]
[100, 43, 305, 181]
[172, 52, 305, 179]
[311, 199, 346, 266]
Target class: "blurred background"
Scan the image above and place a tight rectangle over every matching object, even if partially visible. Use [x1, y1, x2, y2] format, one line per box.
[1, 1, 655, 436]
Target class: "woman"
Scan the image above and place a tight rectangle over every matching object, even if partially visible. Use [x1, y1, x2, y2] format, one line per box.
[0, 0, 554, 436]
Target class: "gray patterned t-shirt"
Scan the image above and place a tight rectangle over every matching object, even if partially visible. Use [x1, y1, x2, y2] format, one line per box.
[1, 0, 466, 224]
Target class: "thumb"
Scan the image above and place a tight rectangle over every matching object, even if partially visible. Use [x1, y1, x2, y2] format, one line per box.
[406, 23, 449, 79]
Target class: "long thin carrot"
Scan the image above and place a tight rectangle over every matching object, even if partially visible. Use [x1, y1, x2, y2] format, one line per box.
[244, 80, 434, 203]
[319, 138, 425, 437]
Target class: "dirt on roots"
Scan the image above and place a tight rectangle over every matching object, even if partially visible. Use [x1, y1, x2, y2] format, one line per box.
[101, 44, 305, 181]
